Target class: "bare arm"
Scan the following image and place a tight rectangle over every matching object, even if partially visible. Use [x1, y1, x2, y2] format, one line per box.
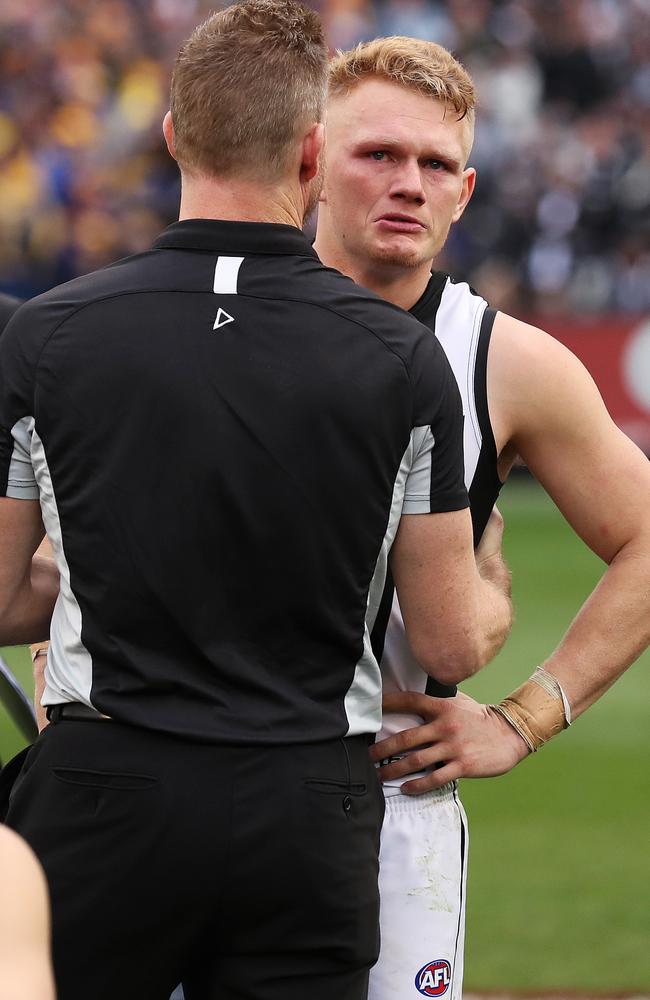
[474, 504, 511, 598]
[0, 826, 56, 1000]
[391, 504, 512, 685]
[0, 499, 59, 645]
[374, 315, 650, 790]
[490, 313, 650, 717]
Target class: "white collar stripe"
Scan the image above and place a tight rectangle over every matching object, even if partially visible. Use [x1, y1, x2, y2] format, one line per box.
[213, 256, 244, 294]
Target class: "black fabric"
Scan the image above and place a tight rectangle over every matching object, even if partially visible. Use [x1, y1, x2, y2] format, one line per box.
[370, 567, 394, 666]
[409, 269, 447, 319]
[7, 722, 384, 1000]
[0, 293, 21, 335]
[468, 306, 503, 546]
[47, 703, 105, 722]
[0, 219, 467, 744]
[403, 278, 502, 699]
[424, 674, 458, 699]
[451, 785, 468, 971]
[0, 744, 31, 819]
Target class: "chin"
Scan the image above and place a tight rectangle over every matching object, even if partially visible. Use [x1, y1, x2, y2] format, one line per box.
[367, 243, 428, 270]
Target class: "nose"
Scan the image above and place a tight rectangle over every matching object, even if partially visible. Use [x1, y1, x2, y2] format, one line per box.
[390, 158, 425, 204]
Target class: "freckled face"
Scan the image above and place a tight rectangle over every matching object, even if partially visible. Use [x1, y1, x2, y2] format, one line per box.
[321, 77, 475, 270]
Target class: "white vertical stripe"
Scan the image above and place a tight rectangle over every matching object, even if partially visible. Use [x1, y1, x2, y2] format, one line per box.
[31, 427, 94, 708]
[434, 279, 487, 486]
[343, 435, 415, 736]
[213, 256, 244, 294]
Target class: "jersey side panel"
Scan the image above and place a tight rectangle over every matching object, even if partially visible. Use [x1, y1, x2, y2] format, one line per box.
[378, 280, 503, 762]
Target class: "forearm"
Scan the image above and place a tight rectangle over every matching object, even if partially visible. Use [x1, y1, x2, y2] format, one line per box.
[0, 556, 58, 645]
[538, 541, 650, 719]
[474, 552, 513, 667]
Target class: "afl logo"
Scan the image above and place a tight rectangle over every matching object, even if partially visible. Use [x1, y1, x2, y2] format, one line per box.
[415, 959, 452, 996]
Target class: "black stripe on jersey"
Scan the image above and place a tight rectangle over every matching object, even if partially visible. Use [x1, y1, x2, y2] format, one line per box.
[371, 567, 394, 666]
[374, 285, 503, 701]
[0, 427, 12, 496]
[451, 785, 468, 976]
[425, 676, 457, 698]
[410, 270, 447, 320]
[468, 306, 503, 547]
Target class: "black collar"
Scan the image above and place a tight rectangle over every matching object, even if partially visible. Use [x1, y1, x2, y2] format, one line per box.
[153, 219, 319, 258]
[410, 271, 448, 320]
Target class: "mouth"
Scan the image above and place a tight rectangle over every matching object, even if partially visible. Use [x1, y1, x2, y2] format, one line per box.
[375, 214, 426, 233]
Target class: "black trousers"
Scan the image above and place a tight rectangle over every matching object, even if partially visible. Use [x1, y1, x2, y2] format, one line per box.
[6, 718, 384, 1000]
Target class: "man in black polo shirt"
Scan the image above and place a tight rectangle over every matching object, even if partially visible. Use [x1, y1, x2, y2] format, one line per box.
[0, 4, 511, 999]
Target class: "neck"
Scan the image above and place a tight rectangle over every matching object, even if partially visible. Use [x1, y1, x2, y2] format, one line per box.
[314, 227, 432, 311]
[178, 171, 305, 229]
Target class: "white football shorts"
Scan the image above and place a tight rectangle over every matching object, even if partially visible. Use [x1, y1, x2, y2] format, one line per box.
[369, 782, 469, 1000]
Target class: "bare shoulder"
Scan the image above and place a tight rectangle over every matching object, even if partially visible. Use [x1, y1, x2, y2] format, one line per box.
[488, 311, 609, 444]
[490, 311, 597, 399]
[488, 312, 650, 561]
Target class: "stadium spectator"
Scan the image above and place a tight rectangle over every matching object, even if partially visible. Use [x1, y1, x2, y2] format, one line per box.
[0, 0, 648, 312]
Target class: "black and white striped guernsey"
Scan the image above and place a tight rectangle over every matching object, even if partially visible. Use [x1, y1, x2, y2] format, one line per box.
[372, 272, 504, 746]
[0, 221, 470, 745]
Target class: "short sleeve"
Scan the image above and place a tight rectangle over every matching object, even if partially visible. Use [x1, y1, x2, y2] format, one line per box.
[402, 327, 468, 514]
[0, 305, 39, 499]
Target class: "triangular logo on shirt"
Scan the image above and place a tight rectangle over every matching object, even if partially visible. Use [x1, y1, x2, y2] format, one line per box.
[213, 307, 234, 330]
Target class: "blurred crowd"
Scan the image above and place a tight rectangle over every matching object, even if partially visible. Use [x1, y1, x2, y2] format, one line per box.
[0, 0, 649, 316]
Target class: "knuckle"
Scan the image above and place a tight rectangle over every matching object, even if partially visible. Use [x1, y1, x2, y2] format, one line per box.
[446, 718, 461, 735]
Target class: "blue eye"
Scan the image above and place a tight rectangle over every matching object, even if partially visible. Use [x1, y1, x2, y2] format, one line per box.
[371, 151, 386, 160]
[427, 160, 444, 170]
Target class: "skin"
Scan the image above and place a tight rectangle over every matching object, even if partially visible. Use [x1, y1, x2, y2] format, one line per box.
[0, 826, 56, 1000]
[314, 75, 650, 791]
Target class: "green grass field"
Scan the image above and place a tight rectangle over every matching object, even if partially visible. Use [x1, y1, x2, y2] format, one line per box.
[461, 477, 650, 992]
[1, 476, 648, 992]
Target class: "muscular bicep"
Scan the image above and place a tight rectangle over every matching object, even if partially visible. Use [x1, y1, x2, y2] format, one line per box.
[491, 314, 650, 562]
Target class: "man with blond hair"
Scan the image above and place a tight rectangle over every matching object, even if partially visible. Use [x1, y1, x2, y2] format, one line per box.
[0, 5, 514, 998]
[315, 36, 650, 1000]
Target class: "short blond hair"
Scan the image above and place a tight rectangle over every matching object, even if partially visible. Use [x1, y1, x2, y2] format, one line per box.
[171, 0, 328, 180]
[329, 36, 475, 123]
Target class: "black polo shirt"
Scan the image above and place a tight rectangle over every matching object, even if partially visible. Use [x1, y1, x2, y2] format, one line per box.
[0, 293, 21, 335]
[0, 220, 467, 744]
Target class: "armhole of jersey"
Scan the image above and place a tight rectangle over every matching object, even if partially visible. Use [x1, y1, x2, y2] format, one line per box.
[474, 306, 498, 464]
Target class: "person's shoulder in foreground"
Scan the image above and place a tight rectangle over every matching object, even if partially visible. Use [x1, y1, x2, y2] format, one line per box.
[0, 292, 21, 334]
[0, 824, 56, 1000]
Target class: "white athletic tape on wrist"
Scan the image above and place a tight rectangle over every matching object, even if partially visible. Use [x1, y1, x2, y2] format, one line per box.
[532, 666, 572, 726]
[492, 666, 571, 753]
